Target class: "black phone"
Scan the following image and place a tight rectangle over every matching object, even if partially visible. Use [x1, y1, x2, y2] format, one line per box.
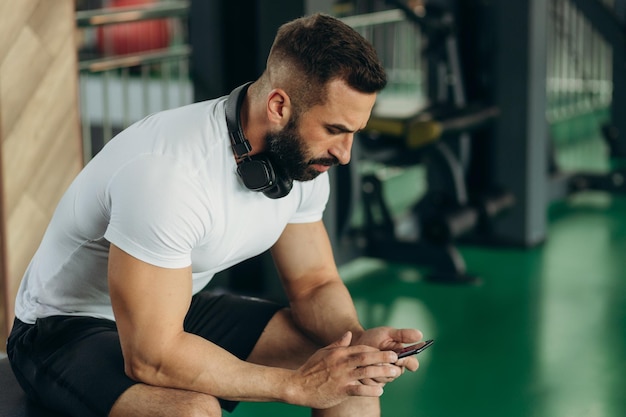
[396, 339, 434, 359]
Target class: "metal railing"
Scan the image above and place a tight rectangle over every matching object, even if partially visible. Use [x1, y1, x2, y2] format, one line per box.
[76, 0, 192, 163]
[343, 9, 428, 120]
[547, 0, 613, 123]
[547, 0, 615, 171]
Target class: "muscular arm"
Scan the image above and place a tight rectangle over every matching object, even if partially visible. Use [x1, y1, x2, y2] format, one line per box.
[272, 221, 422, 373]
[271, 221, 364, 345]
[108, 243, 397, 407]
[108, 244, 293, 402]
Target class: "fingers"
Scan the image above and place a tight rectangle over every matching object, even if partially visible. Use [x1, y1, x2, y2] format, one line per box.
[388, 328, 423, 345]
[295, 328, 426, 408]
[329, 331, 353, 348]
[345, 365, 402, 397]
[343, 329, 424, 376]
[294, 342, 398, 408]
[345, 383, 384, 398]
[362, 365, 406, 384]
[395, 356, 420, 372]
[344, 347, 397, 369]
[352, 363, 399, 381]
[358, 378, 381, 386]
[385, 328, 425, 373]
[352, 327, 424, 355]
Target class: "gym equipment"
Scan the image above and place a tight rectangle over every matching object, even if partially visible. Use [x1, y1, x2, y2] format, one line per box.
[552, 126, 626, 197]
[547, 0, 626, 200]
[345, 1, 514, 283]
[96, 0, 170, 56]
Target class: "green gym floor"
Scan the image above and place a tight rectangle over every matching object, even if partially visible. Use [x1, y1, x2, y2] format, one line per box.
[230, 192, 626, 416]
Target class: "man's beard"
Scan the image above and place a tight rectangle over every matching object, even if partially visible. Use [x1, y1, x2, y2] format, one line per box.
[265, 118, 339, 182]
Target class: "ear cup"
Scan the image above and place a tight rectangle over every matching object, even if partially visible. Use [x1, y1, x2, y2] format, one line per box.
[258, 157, 293, 199]
[236, 156, 276, 191]
[237, 155, 293, 199]
[263, 180, 293, 199]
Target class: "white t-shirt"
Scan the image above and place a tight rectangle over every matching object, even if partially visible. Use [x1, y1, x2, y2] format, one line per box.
[15, 97, 330, 324]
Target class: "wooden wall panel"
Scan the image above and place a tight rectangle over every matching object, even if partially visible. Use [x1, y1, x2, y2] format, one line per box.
[0, 0, 83, 347]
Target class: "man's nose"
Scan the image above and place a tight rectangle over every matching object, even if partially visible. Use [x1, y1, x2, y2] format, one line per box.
[330, 134, 354, 165]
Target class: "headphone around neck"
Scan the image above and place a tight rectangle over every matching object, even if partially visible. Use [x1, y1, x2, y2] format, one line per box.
[225, 83, 293, 199]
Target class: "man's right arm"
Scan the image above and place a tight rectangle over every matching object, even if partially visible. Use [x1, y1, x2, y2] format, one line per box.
[107, 244, 398, 409]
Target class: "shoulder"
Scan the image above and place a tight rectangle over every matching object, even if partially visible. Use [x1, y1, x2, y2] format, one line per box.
[104, 155, 213, 268]
[287, 172, 330, 224]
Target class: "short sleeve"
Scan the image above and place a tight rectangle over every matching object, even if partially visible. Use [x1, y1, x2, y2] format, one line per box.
[289, 172, 330, 224]
[103, 155, 210, 269]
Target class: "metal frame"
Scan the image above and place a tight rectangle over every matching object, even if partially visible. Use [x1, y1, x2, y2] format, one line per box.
[569, 0, 626, 157]
[489, 0, 550, 246]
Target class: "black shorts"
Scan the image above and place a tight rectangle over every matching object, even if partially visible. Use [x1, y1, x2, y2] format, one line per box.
[7, 291, 283, 417]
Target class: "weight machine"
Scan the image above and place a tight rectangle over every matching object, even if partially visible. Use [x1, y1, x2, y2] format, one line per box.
[339, 1, 514, 283]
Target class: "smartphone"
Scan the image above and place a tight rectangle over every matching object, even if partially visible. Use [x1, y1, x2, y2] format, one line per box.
[397, 339, 434, 359]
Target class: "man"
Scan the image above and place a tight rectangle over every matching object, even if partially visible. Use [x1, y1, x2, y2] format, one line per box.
[8, 13, 424, 417]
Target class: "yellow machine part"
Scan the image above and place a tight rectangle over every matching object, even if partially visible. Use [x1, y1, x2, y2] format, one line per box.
[364, 116, 443, 149]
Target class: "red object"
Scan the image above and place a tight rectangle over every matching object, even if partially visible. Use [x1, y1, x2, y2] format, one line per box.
[96, 0, 170, 56]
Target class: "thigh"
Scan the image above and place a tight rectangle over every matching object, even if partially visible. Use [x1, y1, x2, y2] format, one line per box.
[246, 308, 321, 370]
[186, 291, 319, 369]
[183, 291, 284, 361]
[110, 383, 222, 417]
[183, 291, 285, 412]
[8, 316, 136, 417]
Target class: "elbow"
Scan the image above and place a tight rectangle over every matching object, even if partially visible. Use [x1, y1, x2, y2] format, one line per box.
[123, 357, 144, 382]
[122, 350, 165, 385]
[119, 331, 184, 385]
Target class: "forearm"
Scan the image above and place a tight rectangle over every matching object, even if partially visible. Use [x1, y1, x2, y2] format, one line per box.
[288, 278, 365, 345]
[125, 330, 296, 404]
[271, 222, 365, 345]
[124, 326, 399, 410]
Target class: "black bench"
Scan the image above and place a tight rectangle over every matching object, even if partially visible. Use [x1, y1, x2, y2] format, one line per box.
[0, 357, 64, 417]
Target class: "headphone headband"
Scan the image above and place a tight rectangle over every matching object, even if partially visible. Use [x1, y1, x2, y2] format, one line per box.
[225, 82, 253, 158]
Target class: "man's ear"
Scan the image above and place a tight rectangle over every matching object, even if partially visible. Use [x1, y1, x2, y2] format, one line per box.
[266, 88, 292, 128]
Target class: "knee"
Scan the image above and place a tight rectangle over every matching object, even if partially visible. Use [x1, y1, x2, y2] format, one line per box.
[110, 385, 223, 417]
[180, 394, 222, 417]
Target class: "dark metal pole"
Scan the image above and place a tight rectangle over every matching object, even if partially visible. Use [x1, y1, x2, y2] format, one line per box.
[489, 0, 549, 246]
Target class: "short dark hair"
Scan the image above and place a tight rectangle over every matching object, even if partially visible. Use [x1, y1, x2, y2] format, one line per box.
[265, 13, 387, 113]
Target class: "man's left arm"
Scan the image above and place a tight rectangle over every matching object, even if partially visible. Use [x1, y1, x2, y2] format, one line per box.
[271, 220, 422, 371]
[271, 220, 363, 344]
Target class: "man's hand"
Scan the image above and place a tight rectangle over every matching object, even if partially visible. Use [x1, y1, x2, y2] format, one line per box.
[289, 332, 399, 409]
[351, 327, 423, 384]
